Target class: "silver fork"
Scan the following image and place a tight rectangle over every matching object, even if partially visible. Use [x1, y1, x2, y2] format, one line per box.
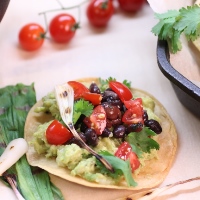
[55, 83, 114, 172]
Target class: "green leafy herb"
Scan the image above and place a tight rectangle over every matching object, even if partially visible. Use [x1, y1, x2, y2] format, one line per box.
[73, 99, 94, 124]
[122, 80, 132, 89]
[0, 84, 64, 200]
[126, 127, 160, 154]
[99, 77, 116, 92]
[99, 77, 132, 91]
[97, 151, 137, 187]
[152, 5, 200, 53]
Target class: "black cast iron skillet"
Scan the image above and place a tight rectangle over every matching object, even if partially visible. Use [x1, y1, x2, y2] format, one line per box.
[157, 39, 200, 118]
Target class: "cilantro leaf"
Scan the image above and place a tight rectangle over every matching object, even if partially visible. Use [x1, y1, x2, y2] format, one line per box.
[126, 127, 159, 154]
[73, 99, 93, 124]
[97, 151, 137, 187]
[99, 77, 132, 91]
[99, 77, 116, 92]
[151, 5, 200, 53]
[122, 80, 131, 89]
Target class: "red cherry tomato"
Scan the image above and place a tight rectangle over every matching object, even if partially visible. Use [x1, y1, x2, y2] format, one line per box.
[124, 98, 143, 110]
[109, 81, 133, 102]
[90, 105, 107, 135]
[82, 92, 102, 105]
[86, 0, 114, 27]
[46, 120, 73, 145]
[18, 23, 45, 51]
[122, 99, 144, 125]
[49, 13, 78, 43]
[115, 142, 140, 172]
[68, 81, 90, 100]
[68, 81, 102, 105]
[118, 0, 145, 12]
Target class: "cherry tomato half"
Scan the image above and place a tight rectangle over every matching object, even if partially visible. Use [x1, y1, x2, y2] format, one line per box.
[124, 98, 143, 110]
[82, 92, 102, 105]
[118, 0, 145, 12]
[122, 99, 144, 125]
[68, 81, 102, 105]
[49, 13, 78, 43]
[86, 0, 114, 27]
[109, 81, 133, 102]
[115, 142, 140, 172]
[18, 23, 45, 51]
[90, 105, 107, 135]
[46, 120, 73, 145]
[68, 81, 90, 100]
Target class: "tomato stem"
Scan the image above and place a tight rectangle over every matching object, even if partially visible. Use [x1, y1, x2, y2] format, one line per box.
[38, 0, 89, 16]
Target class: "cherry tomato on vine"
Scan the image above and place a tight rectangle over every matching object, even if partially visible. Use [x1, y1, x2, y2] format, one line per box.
[118, 0, 145, 12]
[49, 13, 79, 43]
[46, 120, 73, 145]
[109, 81, 133, 102]
[18, 23, 45, 51]
[86, 0, 114, 27]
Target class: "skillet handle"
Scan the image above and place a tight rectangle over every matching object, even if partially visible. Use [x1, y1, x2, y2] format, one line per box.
[0, 0, 10, 23]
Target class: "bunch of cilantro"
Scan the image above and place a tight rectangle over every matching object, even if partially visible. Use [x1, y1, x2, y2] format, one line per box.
[152, 5, 200, 53]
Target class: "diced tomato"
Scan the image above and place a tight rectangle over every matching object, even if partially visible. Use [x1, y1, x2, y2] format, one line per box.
[46, 120, 73, 145]
[127, 151, 140, 172]
[82, 92, 102, 105]
[68, 81, 90, 100]
[90, 105, 106, 135]
[83, 116, 92, 128]
[68, 81, 102, 105]
[115, 142, 140, 172]
[122, 98, 144, 125]
[124, 98, 143, 110]
[115, 141, 132, 159]
[109, 81, 133, 102]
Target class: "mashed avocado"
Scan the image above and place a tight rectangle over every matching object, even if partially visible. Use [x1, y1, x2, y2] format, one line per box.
[142, 97, 160, 122]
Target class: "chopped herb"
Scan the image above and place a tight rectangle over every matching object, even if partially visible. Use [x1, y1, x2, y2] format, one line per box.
[122, 80, 132, 89]
[126, 127, 160, 154]
[73, 99, 94, 124]
[97, 151, 137, 187]
[152, 5, 200, 53]
[99, 77, 132, 91]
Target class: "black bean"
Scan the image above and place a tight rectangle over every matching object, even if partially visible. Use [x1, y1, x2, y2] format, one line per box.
[102, 90, 119, 102]
[84, 128, 99, 146]
[80, 122, 88, 132]
[89, 83, 101, 94]
[113, 125, 126, 138]
[126, 122, 143, 134]
[143, 110, 148, 122]
[65, 132, 87, 147]
[102, 103, 121, 120]
[145, 119, 162, 134]
[101, 128, 112, 137]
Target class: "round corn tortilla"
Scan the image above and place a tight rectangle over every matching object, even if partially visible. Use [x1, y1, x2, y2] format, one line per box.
[24, 77, 177, 191]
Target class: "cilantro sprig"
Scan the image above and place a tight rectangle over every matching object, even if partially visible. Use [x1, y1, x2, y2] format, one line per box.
[96, 151, 137, 187]
[126, 127, 160, 155]
[73, 99, 94, 124]
[99, 77, 132, 92]
[152, 5, 200, 53]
